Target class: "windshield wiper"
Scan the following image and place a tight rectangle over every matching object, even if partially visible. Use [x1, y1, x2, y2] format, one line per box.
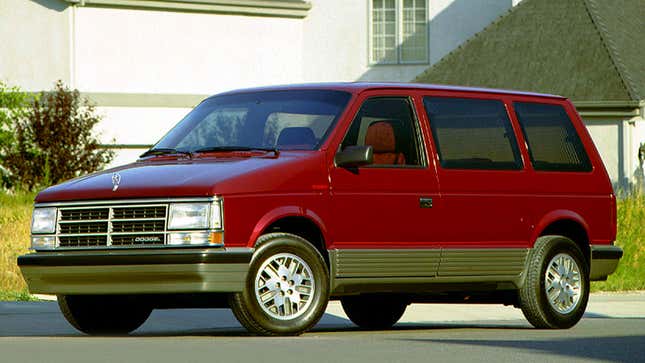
[193, 146, 280, 156]
[140, 148, 193, 158]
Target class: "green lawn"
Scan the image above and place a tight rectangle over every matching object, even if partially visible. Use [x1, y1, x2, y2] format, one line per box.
[0, 191, 34, 300]
[591, 193, 645, 291]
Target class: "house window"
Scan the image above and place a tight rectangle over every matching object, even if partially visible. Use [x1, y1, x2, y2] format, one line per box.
[370, 0, 428, 64]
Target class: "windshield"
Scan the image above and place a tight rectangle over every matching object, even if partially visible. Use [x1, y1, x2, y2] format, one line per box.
[151, 90, 351, 153]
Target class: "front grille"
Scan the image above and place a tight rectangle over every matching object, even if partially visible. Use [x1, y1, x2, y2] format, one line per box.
[59, 222, 108, 234]
[112, 220, 165, 233]
[113, 206, 166, 219]
[56, 204, 168, 248]
[60, 208, 109, 221]
[59, 235, 108, 247]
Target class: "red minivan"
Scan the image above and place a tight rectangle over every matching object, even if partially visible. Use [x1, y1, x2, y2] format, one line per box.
[19, 83, 622, 335]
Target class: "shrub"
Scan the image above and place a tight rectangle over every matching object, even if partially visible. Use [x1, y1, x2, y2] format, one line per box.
[3, 80, 114, 190]
[0, 81, 28, 188]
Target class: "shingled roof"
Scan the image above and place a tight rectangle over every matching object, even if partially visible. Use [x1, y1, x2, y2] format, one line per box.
[414, 0, 645, 102]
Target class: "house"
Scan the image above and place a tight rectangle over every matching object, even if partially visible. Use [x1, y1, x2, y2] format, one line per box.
[415, 0, 645, 190]
[1, 0, 520, 166]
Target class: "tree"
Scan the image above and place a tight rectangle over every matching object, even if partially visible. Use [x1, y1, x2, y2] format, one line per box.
[3, 80, 114, 190]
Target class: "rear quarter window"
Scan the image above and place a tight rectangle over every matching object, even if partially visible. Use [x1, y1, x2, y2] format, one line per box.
[513, 102, 592, 172]
[423, 97, 523, 170]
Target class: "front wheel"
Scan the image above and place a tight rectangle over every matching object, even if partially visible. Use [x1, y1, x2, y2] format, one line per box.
[58, 295, 152, 335]
[229, 233, 330, 336]
[519, 235, 589, 329]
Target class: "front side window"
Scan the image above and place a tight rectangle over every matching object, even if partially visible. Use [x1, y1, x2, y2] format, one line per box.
[514, 102, 592, 172]
[423, 97, 523, 170]
[341, 97, 424, 167]
[371, 0, 428, 64]
[153, 90, 351, 152]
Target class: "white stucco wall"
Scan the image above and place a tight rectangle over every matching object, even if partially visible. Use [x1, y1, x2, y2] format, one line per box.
[302, 0, 367, 82]
[628, 114, 645, 190]
[94, 106, 194, 167]
[0, 0, 71, 90]
[73, 7, 304, 94]
[586, 121, 621, 186]
[71, 5, 305, 167]
[585, 113, 645, 190]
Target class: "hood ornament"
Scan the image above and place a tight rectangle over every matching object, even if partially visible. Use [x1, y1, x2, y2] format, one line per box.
[111, 173, 121, 192]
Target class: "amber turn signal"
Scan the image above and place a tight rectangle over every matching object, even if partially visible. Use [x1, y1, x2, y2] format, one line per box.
[209, 232, 223, 244]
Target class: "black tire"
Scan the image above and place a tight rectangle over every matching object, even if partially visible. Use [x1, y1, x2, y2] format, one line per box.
[341, 294, 408, 330]
[519, 235, 590, 329]
[229, 233, 330, 336]
[58, 295, 152, 335]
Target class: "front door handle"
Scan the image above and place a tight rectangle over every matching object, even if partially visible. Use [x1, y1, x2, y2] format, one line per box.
[419, 197, 433, 209]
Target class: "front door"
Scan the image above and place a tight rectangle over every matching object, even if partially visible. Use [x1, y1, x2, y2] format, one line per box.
[329, 94, 440, 279]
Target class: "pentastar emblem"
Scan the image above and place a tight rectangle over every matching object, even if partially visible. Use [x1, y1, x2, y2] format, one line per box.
[111, 173, 121, 192]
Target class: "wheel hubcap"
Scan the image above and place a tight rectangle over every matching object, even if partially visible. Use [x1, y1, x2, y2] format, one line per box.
[544, 253, 582, 314]
[254, 253, 315, 320]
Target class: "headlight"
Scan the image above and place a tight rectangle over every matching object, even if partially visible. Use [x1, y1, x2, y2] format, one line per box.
[168, 202, 222, 230]
[31, 207, 57, 234]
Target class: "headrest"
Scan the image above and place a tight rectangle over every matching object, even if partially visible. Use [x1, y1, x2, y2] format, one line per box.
[276, 127, 317, 148]
[365, 121, 397, 153]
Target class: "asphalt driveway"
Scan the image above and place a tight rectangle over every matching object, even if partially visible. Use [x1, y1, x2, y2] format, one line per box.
[0, 292, 643, 363]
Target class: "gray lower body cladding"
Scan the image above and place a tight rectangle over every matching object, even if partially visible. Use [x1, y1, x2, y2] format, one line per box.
[329, 248, 529, 295]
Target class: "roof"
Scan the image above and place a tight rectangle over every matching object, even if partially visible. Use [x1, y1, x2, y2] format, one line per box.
[212, 82, 564, 99]
[414, 0, 645, 102]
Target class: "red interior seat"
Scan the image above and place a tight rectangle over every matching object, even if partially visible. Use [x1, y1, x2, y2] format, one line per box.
[364, 121, 405, 165]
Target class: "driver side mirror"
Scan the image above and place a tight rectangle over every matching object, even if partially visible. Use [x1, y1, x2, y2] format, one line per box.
[335, 145, 373, 167]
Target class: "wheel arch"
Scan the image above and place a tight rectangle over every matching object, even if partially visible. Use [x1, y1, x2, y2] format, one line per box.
[531, 210, 591, 265]
[249, 206, 329, 265]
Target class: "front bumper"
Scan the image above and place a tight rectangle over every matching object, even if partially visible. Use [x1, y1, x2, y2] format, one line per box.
[589, 245, 623, 281]
[18, 247, 252, 295]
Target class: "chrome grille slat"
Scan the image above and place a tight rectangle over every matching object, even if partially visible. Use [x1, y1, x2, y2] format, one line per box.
[59, 222, 108, 235]
[59, 219, 110, 223]
[112, 220, 165, 233]
[60, 208, 109, 221]
[110, 218, 166, 222]
[113, 206, 166, 219]
[56, 204, 168, 248]
[59, 235, 108, 247]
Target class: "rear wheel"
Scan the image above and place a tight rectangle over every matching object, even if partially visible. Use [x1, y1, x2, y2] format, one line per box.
[58, 295, 152, 335]
[519, 235, 589, 329]
[341, 294, 408, 330]
[229, 233, 330, 336]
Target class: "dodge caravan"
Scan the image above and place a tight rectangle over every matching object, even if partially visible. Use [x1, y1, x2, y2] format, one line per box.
[18, 83, 623, 335]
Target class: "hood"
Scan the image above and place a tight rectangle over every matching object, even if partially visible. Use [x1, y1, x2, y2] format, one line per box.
[35, 152, 327, 203]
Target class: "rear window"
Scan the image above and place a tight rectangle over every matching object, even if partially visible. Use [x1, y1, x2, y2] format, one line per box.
[513, 102, 592, 172]
[423, 97, 523, 170]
